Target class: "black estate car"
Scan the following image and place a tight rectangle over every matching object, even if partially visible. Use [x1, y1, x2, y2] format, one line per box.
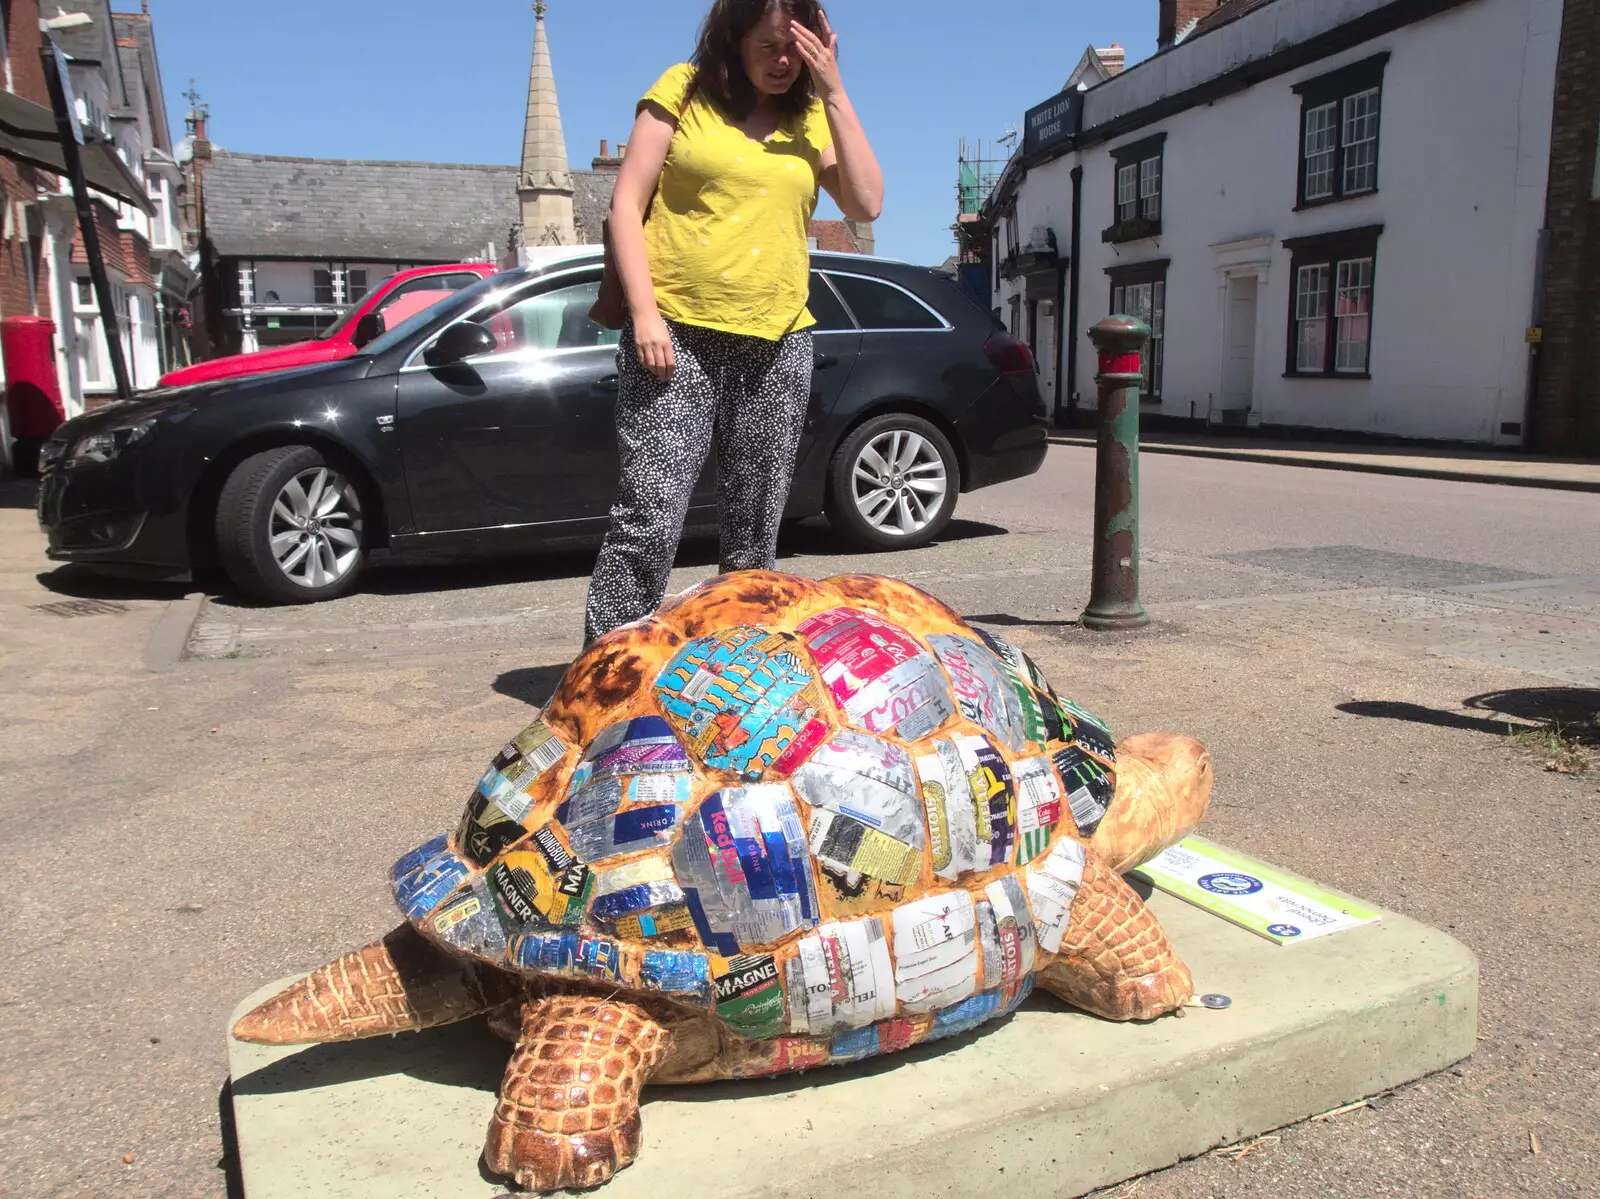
[38, 251, 1048, 604]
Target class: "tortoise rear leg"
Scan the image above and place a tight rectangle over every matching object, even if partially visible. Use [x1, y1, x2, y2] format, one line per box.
[483, 995, 674, 1192]
[1036, 851, 1194, 1021]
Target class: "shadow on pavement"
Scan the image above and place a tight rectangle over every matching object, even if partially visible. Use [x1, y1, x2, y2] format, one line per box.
[34, 563, 193, 601]
[0, 476, 38, 510]
[264, 516, 1014, 601]
[33, 513, 1017, 609]
[494, 664, 572, 708]
[966, 612, 1082, 629]
[231, 1020, 508, 1098]
[217, 1078, 245, 1199]
[1464, 686, 1600, 727]
[1339, 689, 1600, 738]
[1336, 700, 1528, 735]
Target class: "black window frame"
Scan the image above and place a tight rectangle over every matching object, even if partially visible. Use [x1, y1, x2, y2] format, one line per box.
[806, 269, 857, 332]
[825, 271, 948, 333]
[1292, 53, 1388, 209]
[1105, 258, 1169, 402]
[1282, 225, 1383, 379]
[1104, 132, 1166, 244]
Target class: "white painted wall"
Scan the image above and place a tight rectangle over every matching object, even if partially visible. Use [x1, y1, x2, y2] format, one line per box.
[1003, 0, 1563, 444]
[252, 262, 315, 305]
[146, 173, 180, 253]
[247, 262, 408, 306]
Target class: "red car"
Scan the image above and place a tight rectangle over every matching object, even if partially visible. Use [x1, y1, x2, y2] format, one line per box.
[158, 263, 499, 389]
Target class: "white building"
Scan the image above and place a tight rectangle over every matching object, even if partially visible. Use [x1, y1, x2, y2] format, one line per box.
[989, 0, 1565, 445]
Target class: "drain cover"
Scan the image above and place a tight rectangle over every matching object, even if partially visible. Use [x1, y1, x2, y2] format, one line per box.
[31, 598, 130, 618]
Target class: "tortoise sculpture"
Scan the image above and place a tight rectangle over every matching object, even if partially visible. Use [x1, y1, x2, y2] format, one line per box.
[234, 572, 1213, 1192]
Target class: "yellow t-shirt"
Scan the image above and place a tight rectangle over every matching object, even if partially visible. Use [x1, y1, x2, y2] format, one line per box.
[640, 63, 833, 341]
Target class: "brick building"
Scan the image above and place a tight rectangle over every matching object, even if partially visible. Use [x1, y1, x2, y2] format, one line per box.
[0, 3, 51, 326]
[0, 0, 57, 466]
[807, 219, 875, 254]
[1531, 0, 1599, 455]
[0, 0, 186, 467]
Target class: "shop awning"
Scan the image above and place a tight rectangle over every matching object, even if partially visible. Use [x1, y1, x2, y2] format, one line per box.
[0, 89, 155, 215]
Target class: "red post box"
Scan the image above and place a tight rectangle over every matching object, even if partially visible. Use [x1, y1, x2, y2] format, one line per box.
[2, 315, 65, 440]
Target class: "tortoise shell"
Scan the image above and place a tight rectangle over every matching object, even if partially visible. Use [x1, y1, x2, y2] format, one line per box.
[392, 572, 1118, 1060]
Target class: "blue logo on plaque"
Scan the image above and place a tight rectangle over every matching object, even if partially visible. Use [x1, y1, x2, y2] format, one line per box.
[1198, 872, 1264, 896]
[1267, 923, 1302, 938]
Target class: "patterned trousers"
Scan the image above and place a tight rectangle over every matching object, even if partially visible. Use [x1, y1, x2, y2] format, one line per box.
[584, 319, 813, 642]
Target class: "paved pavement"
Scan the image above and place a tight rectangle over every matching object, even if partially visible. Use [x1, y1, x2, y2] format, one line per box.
[1, 447, 1597, 1199]
[1050, 431, 1600, 492]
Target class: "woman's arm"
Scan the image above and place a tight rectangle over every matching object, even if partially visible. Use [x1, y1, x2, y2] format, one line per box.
[609, 104, 678, 380]
[793, 13, 883, 223]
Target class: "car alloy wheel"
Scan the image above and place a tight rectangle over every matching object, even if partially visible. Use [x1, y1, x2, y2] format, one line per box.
[269, 466, 364, 589]
[851, 428, 949, 538]
[215, 445, 371, 605]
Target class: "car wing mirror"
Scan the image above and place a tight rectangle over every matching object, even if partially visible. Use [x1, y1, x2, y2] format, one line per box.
[351, 312, 384, 349]
[424, 320, 497, 367]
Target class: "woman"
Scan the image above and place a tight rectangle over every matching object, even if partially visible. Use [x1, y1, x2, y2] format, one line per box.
[584, 0, 883, 643]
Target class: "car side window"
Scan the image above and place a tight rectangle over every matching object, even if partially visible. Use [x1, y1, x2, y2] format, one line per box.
[474, 279, 621, 358]
[827, 273, 945, 331]
[378, 272, 483, 312]
[808, 272, 856, 332]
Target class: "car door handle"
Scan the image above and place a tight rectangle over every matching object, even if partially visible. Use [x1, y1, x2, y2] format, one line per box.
[593, 374, 620, 392]
[814, 353, 838, 368]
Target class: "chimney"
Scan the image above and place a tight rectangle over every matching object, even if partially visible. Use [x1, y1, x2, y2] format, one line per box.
[591, 137, 625, 173]
[1159, 0, 1222, 49]
[845, 219, 875, 257]
[189, 114, 212, 162]
[1098, 44, 1126, 75]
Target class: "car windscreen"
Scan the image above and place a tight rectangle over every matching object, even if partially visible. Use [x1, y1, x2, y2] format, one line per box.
[313, 299, 367, 342]
[356, 275, 508, 358]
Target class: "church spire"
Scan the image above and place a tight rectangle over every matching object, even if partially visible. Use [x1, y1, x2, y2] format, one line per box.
[518, 2, 576, 249]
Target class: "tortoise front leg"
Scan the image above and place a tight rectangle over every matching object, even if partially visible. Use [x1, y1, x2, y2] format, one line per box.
[483, 995, 674, 1192]
[1035, 851, 1194, 1021]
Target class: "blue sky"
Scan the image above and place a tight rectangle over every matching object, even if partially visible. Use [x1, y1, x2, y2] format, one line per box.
[125, 0, 1157, 266]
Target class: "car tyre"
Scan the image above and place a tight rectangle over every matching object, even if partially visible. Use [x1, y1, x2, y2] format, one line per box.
[825, 412, 960, 552]
[215, 445, 367, 605]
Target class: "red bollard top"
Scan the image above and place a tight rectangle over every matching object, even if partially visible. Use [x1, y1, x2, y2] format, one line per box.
[1089, 315, 1150, 383]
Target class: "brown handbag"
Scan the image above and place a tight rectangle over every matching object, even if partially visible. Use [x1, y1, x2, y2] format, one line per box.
[590, 184, 659, 332]
[589, 216, 628, 331]
[590, 98, 677, 330]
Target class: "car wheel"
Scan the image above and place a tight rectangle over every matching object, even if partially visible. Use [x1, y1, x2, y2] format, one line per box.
[826, 413, 960, 551]
[214, 446, 367, 604]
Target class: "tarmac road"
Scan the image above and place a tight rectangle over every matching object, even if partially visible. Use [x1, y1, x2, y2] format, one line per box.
[0, 446, 1596, 1199]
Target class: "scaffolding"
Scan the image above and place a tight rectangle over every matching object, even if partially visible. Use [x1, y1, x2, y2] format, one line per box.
[954, 134, 1015, 266]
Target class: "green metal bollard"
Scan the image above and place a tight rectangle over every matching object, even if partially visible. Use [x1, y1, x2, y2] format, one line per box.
[1081, 316, 1152, 631]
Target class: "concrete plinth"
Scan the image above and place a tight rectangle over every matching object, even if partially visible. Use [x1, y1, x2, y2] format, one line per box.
[228, 884, 1477, 1199]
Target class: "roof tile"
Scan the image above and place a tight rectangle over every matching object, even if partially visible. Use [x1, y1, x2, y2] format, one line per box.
[202, 151, 614, 261]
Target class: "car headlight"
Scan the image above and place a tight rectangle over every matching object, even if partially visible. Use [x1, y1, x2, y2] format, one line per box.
[65, 419, 155, 467]
[38, 432, 68, 472]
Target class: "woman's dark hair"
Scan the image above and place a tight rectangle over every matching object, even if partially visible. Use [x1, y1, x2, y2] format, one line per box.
[688, 0, 826, 122]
